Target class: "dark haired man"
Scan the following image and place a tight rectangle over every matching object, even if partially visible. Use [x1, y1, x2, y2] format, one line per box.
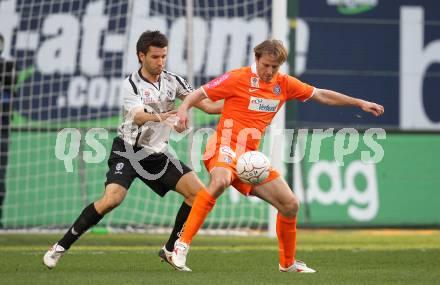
[43, 30, 222, 271]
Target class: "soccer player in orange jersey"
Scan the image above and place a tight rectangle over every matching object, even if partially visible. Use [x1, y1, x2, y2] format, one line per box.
[171, 39, 384, 272]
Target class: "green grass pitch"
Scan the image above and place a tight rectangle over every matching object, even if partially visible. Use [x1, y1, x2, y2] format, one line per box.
[0, 230, 439, 284]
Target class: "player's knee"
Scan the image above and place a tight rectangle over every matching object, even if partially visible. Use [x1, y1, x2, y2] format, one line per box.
[100, 186, 126, 212]
[209, 175, 229, 192]
[280, 197, 300, 217]
[184, 189, 198, 204]
[104, 195, 123, 210]
[175, 172, 201, 204]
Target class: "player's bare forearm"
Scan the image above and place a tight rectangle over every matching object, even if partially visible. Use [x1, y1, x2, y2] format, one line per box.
[209, 99, 224, 114]
[312, 88, 360, 106]
[177, 88, 208, 127]
[180, 88, 207, 112]
[133, 109, 177, 126]
[194, 98, 223, 114]
[311, 88, 384, 117]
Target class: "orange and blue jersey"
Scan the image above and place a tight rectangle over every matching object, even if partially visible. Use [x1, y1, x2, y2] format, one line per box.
[200, 63, 315, 195]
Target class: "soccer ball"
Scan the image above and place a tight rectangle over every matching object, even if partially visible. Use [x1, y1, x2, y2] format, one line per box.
[236, 151, 270, 184]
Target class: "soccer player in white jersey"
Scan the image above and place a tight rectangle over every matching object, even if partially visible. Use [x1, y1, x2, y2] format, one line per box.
[43, 31, 223, 271]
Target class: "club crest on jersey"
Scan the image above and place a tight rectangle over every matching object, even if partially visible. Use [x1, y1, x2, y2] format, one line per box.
[273, 84, 281, 95]
[250, 77, 259, 88]
[166, 90, 173, 100]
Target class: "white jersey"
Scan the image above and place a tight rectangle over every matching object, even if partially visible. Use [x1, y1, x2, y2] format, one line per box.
[117, 69, 192, 154]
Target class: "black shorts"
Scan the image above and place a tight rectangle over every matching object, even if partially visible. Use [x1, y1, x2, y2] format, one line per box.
[105, 137, 192, 197]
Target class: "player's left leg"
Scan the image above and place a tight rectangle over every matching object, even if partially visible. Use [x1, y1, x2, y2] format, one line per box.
[250, 176, 316, 273]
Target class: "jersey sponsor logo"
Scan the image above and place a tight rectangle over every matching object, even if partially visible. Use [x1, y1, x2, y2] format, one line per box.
[248, 97, 280, 112]
[143, 97, 154, 104]
[206, 73, 230, 89]
[250, 77, 259, 88]
[220, 146, 236, 158]
[273, 84, 281, 95]
[115, 162, 124, 174]
[142, 89, 155, 104]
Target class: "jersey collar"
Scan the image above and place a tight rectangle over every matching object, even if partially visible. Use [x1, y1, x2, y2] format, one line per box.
[138, 68, 161, 91]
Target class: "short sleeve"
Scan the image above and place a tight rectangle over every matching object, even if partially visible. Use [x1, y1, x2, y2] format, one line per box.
[121, 77, 143, 113]
[201, 71, 238, 102]
[285, 75, 315, 102]
[175, 75, 194, 100]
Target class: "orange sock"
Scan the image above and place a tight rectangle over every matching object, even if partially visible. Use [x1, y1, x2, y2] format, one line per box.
[179, 188, 216, 244]
[276, 213, 297, 268]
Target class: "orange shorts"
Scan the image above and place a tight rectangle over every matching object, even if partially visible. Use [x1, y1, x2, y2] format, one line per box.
[203, 144, 280, 196]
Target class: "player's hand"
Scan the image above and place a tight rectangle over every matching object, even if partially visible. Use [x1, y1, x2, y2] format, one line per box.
[360, 101, 384, 117]
[163, 113, 187, 132]
[177, 106, 189, 129]
[159, 110, 178, 121]
[173, 121, 187, 133]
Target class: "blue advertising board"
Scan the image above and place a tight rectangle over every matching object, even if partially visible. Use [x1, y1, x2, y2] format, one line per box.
[0, 0, 271, 123]
[295, 0, 440, 130]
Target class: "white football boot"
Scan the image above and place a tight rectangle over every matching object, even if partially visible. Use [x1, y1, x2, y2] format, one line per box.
[171, 240, 190, 270]
[43, 243, 66, 269]
[158, 246, 192, 272]
[279, 260, 316, 273]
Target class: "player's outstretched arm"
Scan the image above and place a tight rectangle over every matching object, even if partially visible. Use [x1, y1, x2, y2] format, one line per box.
[177, 88, 208, 127]
[194, 98, 224, 114]
[311, 88, 384, 117]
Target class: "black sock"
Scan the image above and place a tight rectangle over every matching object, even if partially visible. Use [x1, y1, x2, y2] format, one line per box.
[165, 201, 192, 251]
[58, 203, 103, 250]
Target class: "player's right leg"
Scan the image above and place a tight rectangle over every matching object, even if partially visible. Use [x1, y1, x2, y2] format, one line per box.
[44, 137, 136, 269]
[171, 166, 231, 269]
[43, 184, 127, 269]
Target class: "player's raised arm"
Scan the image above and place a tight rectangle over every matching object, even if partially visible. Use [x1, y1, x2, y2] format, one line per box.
[311, 88, 384, 117]
[177, 88, 208, 127]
